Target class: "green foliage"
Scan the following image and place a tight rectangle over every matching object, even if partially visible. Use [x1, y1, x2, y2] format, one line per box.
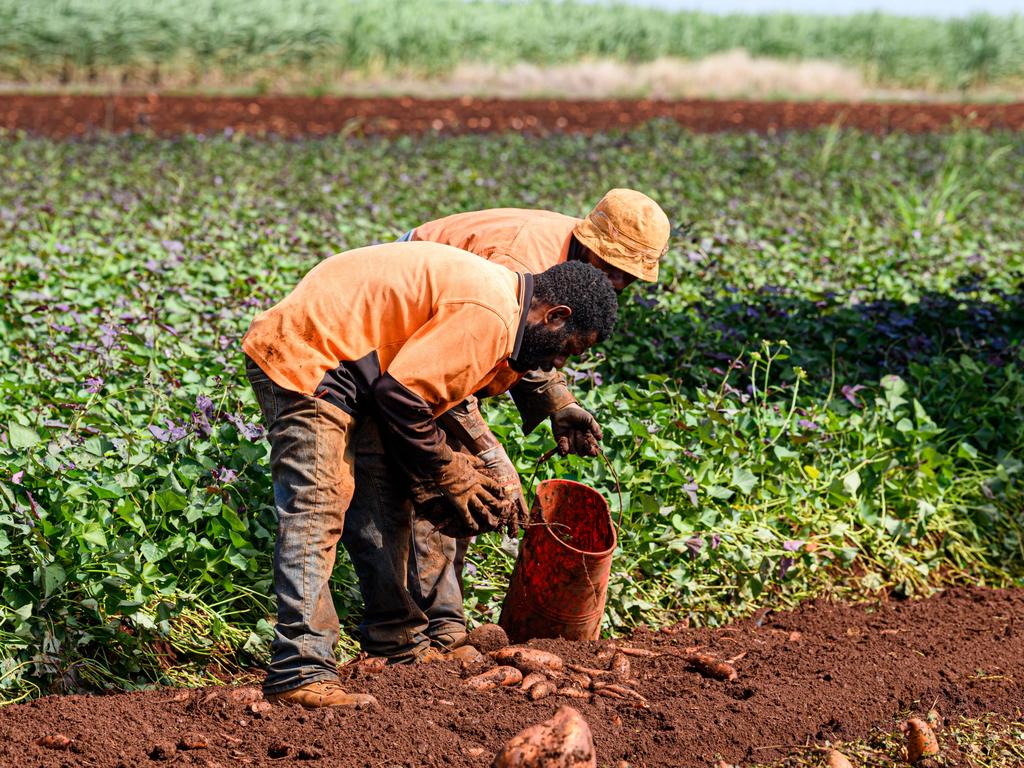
[1, 0, 1024, 90]
[0, 125, 1022, 702]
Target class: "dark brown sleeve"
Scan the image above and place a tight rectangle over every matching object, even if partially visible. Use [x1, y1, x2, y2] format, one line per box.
[372, 372, 452, 478]
[509, 369, 577, 434]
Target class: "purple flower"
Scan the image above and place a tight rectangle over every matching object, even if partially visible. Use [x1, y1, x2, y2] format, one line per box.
[191, 410, 213, 437]
[685, 536, 703, 559]
[778, 556, 795, 578]
[227, 413, 264, 441]
[161, 239, 185, 254]
[683, 481, 699, 507]
[196, 394, 214, 418]
[841, 384, 866, 408]
[149, 419, 188, 442]
[798, 419, 819, 431]
[85, 376, 104, 394]
[98, 324, 118, 349]
[710, 533, 721, 549]
[11, 470, 24, 485]
[783, 540, 804, 552]
[213, 466, 238, 484]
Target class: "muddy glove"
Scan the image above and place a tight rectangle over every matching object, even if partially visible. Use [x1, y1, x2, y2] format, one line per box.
[476, 445, 528, 536]
[433, 450, 505, 535]
[550, 403, 602, 457]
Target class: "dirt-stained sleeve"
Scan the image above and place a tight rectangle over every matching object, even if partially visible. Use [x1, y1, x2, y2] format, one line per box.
[385, 301, 512, 411]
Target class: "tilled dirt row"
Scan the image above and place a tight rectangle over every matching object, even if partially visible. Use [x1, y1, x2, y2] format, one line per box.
[2, 94, 1024, 138]
[0, 587, 1021, 767]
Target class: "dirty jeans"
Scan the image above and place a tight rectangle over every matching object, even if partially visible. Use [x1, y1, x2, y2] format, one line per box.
[247, 359, 431, 693]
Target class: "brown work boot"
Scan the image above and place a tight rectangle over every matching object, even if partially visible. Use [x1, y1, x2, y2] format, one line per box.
[429, 629, 468, 650]
[265, 680, 377, 709]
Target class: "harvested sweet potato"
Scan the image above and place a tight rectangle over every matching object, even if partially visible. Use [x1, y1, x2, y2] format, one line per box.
[448, 644, 485, 666]
[491, 647, 565, 675]
[595, 643, 619, 663]
[556, 683, 591, 700]
[37, 735, 72, 751]
[609, 653, 631, 679]
[520, 672, 548, 692]
[529, 681, 558, 701]
[466, 666, 523, 691]
[492, 706, 596, 768]
[616, 647, 662, 659]
[567, 663, 613, 679]
[568, 671, 591, 690]
[461, 623, 510, 654]
[826, 750, 854, 768]
[905, 718, 939, 762]
[686, 653, 738, 682]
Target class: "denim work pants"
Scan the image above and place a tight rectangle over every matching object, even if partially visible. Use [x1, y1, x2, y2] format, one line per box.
[247, 359, 432, 693]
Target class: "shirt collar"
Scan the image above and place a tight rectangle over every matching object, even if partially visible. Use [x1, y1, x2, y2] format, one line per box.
[509, 272, 533, 363]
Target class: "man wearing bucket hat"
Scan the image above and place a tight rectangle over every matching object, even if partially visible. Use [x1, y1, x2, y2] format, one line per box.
[381, 189, 671, 655]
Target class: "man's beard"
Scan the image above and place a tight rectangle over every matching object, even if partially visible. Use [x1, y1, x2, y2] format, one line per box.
[509, 323, 571, 373]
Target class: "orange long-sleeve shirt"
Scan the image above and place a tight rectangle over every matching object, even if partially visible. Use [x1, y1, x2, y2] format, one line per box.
[242, 242, 533, 473]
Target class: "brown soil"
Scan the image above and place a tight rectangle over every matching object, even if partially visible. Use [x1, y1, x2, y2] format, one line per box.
[1, 586, 1021, 767]
[2, 94, 1023, 138]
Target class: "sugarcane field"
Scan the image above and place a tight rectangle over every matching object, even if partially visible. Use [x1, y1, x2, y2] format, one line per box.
[0, 2, 1022, 767]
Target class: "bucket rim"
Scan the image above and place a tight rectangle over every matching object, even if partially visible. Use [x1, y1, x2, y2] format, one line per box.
[533, 478, 618, 557]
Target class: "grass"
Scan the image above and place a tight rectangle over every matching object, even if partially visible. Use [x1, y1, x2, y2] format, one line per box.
[0, 124, 1022, 702]
[1, 0, 1023, 94]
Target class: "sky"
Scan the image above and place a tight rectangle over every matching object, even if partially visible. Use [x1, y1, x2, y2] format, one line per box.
[610, 0, 1022, 16]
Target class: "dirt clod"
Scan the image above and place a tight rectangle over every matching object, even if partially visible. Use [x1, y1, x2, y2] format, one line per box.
[268, 741, 294, 758]
[248, 701, 272, 716]
[148, 741, 177, 760]
[491, 706, 596, 768]
[461, 624, 510, 654]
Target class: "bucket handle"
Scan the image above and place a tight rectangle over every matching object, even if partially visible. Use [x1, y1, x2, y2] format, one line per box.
[527, 445, 625, 530]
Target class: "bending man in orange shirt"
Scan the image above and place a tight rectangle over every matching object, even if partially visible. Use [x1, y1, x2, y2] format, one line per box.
[391, 189, 671, 652]
[242, 242, 618, 708]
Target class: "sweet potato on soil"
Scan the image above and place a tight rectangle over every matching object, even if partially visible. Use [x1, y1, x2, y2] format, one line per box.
[595, 643, 618, 663]
[826, 749, 854, 768]
[448, 645, 485, 666]
[567, 663, 613, 678]
[37, 735, 71, 751]
[609, 653, 631, 679]
[557, 683, 591, 700]
[529, 681, 558, 701]
[520, 672, 548, 692]
[491, 647, 565, 675]
[491, 705, 597, 768]
[686, 653, 738, 682]
[460, 623, 510, 654]
[616, 647, 662, 658]
[568, 671, 591, 689]
[904, 718, 939, 762]
[466, 666, 523, 691]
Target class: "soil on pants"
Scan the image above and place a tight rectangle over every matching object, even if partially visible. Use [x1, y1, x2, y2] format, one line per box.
[2, 93, 1024, 138]
[0, 586, 1020, 767]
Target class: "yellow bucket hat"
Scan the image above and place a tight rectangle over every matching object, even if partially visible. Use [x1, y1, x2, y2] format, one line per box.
[573, 189, 670, 282]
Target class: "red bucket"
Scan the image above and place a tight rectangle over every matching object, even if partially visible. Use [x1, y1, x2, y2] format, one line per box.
[499, 479, 617, 643]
